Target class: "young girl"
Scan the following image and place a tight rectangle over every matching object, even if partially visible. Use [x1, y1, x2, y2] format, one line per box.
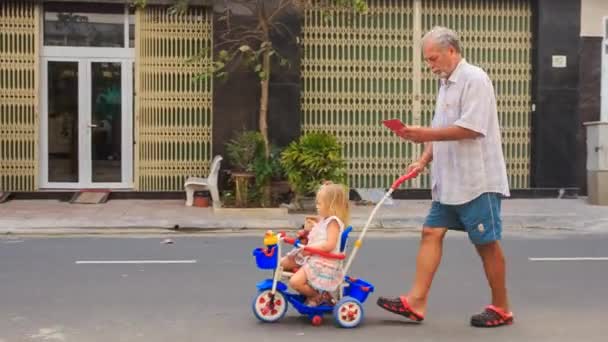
[281, 183, 350, 306]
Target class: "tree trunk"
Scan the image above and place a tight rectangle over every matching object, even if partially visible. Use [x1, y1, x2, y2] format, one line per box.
[234, 172, 254, 207]
[258, 5, 272, 206]
[259, 47, 271, 158]
[259, 46, 273, 207]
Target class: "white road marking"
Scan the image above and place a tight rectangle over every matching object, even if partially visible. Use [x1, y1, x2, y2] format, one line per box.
[529, 257, 608, 262]
[75, 260, 197, 264]
[30, 326, 66, 341]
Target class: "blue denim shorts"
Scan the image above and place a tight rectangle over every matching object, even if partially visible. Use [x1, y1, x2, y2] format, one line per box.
[423, 193, 503, 245]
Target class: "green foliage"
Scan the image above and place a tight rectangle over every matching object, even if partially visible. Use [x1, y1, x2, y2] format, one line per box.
[319, 0, 368, 14]
[181, 1, 368, 83]
[253, 146, 284, 188]
[132, 0, 189, 14]
[280, 133, 346, 196]
[225, 131, 264, 172]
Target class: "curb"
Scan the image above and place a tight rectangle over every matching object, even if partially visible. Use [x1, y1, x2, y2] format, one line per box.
[0, 224, 588, 237]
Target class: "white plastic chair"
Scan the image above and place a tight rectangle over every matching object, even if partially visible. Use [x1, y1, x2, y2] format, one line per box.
[184, 155, 223, 208]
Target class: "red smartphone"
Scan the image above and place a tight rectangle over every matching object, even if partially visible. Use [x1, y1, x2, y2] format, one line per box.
[382, 119, 406, 135]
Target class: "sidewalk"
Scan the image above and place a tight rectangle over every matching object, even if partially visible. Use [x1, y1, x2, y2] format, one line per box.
[1, 197, 608, 235]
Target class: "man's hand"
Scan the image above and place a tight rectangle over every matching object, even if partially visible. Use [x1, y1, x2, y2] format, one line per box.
[407, 160, 427, 175]
[397, 125, 431, 143]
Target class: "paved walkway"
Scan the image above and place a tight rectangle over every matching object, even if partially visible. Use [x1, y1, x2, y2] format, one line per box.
[1, 197, 607, 235]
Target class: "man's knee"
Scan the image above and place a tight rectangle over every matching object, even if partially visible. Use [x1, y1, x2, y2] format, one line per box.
[421, 227, 447, 241]
[476, 241, 504, 259]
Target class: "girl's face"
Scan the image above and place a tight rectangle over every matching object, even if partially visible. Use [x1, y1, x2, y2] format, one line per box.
[316, 190, 331, 217]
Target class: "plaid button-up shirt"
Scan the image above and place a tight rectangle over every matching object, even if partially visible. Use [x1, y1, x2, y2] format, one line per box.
[430, 59, 510, 205]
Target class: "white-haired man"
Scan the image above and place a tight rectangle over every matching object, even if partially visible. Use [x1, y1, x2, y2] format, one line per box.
[377, 26, 513, 328]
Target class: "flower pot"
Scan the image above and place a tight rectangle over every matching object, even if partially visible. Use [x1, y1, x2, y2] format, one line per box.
[271, 180, 291, 196]
[193, 195, 210, 208]
[193, 191, 210, 207]
[298, 195, 316, 211]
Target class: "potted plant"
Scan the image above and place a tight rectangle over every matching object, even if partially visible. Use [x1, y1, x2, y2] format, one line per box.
[280, 132, 347, 210]
[252, 146, 285, 207]
[225, 130, 264, 207]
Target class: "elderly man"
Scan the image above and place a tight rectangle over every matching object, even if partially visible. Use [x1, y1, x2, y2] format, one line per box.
[377, 27, 513, 328]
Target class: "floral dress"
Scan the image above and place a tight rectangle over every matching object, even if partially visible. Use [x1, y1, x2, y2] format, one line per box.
[301, 216, 345, 292]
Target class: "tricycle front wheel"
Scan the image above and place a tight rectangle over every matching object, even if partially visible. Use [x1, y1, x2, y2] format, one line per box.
[252, 290, 288, 323]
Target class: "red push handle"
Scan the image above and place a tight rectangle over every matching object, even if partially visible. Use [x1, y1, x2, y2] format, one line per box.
[279, 231, 298, 245]
[390, 170, 419, 190]
[283, 236, 297, 245]
[303, 246, 346, 260]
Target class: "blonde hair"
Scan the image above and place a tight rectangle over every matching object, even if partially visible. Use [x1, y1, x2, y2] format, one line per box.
[316, 183, 350, 225]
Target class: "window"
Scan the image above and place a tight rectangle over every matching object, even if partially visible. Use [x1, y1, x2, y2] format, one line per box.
[44, 2, 134, 48]
[129, 9, 135, 48]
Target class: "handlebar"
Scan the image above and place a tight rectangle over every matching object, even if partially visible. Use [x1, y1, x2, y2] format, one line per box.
[279, 232, 344, 259]
[279, 232, 301, 247]
[303, 246, 346, 260]
[390, 170, 419, 190]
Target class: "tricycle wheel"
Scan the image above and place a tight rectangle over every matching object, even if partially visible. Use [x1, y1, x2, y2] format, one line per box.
[252, 290, 288, 323]
[311, 315, 323, 326]
[333, 296, 364, 328]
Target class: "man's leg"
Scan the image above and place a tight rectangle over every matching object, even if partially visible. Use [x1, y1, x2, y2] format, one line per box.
[376, 226, 447, 320]
[406, 226, 448, 315]
[475, 241, 509, 312]
[376, 226, 448, 320]
[377, 201, 456, 320]
[461, 193, 513, 327]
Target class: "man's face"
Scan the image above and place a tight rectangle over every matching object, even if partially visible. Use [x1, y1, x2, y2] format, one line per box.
[423, 40, 457, 79]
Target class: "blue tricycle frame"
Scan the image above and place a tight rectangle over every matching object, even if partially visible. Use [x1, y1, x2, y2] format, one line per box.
[251, 171, 419, 328]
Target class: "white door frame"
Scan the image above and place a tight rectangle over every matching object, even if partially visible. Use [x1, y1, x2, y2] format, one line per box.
[602, 16, 608, 122]
[40, 55, 134, 189]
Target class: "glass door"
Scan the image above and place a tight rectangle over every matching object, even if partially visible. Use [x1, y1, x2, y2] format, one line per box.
[90, 61, 123, 183]
[42, 59, 133, 188]
[45, 60, 82, 186]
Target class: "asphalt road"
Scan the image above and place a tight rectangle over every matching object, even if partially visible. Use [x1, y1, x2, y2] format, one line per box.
[0, 233, 606, 341]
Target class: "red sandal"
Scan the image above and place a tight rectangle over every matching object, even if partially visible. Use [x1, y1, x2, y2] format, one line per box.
[377, 296, 424, 322]
[470, 305, 514, 327]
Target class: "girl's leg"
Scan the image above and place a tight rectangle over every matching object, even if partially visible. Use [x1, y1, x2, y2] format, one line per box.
[280, 255, 298, 271]
[289, 268, 318, 300]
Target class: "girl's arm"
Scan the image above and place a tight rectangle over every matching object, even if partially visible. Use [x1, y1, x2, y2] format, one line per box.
[307, 220, 340, 252]
[303, 215, 320, 231]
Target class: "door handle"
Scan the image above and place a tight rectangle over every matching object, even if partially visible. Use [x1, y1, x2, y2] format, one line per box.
[88, 123, 98, 128]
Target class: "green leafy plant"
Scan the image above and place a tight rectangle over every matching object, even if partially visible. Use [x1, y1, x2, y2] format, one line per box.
[225, 130, 264, 173]
[253, 146, 284, 188]
[251, 145, 284, 207]
[225, 130, 264, 207]
[280, 132, 346, 202]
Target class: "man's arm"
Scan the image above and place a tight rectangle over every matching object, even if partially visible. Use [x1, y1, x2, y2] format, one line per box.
[425, 125, 482, 141]
[400, 74, 493, 143]
[399, 125, 482, 143]
[419, 142, 433, 164]
[407, 142, 433, 174]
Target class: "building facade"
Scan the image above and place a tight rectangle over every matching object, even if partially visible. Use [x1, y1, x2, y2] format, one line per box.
[0, 0, 604, 196]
